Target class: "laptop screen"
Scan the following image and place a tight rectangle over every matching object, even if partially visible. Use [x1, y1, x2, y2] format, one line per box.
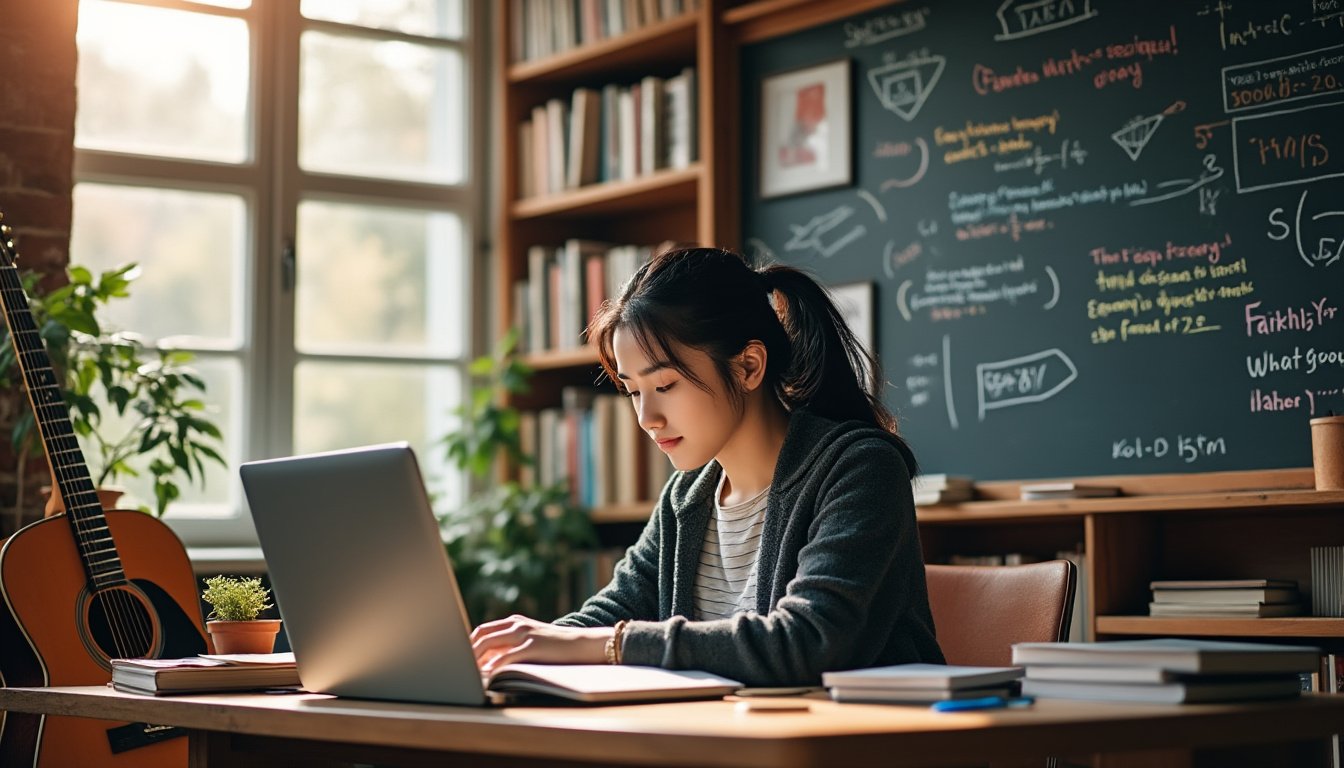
[241, 443, 487, 706]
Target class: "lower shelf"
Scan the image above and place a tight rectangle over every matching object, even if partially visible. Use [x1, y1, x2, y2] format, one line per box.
[1097, 615, 1344, 638]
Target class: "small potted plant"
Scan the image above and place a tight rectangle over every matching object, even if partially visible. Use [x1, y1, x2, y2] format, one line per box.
[201, 575, 281, 654]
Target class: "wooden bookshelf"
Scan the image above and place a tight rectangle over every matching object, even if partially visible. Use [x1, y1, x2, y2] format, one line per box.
[511, 165, 701, 220]
[508, 13, 700, 84]
[496, 1, 732, 553]
[915, 487, 1344, 523]
[522, 346, 599, 371]
[913, 471, 1344, 651]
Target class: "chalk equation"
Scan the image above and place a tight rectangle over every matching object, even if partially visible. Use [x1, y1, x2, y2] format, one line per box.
[844, 7, 931, 48]
[902, 336, 959, 429]
[895, 257, 1059, 322]
[976, 348, 1078, 420]
[1266, 188, 1344, 267]
[1111, 433, 1228, 463]
[1221, 43, 1344, 113]
[994, 0, 1097, 41]
[1232, 101, 1344, 192]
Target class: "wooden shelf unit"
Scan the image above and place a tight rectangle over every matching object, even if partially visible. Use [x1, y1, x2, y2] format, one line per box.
[916, 470, 1344, 648]
[496, 1, 744, 525]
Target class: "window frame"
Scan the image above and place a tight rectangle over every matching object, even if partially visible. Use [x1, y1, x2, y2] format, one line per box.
[72, 0, 490, 547]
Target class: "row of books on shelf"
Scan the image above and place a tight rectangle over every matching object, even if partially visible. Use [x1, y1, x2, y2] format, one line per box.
[1148, 578, 1306, 618]
[515, 240, 654, 355]
[510, 0, 701, 65]
[909, 474, 1123, 506]
[519, 387, 674, 510]
[1146, 553, 1344, 618]
[518, 69, 698, 199]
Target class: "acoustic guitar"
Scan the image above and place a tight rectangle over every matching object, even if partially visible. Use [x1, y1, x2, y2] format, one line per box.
[0, 217, 208, 767]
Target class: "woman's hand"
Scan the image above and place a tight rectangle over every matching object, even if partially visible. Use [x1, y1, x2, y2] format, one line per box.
[470, 615, 614, 673]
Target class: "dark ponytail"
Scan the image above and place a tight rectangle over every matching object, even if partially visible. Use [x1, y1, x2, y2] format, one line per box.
[588, 247, 901, 435]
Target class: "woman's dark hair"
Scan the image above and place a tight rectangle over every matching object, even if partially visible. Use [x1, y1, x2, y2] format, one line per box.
[587, 247, 901, 435]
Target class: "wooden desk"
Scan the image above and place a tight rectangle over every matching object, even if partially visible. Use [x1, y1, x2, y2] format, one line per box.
[2, 686, 1343, 767]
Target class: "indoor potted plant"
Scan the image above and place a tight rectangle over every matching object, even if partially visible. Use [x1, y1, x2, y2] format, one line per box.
[201, 574, 281, 654]
[0, 262, 226, 517]
[437, 330, 597, 624]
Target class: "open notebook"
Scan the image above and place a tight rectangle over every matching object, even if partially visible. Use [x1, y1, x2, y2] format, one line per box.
[241, 443, 740, 706]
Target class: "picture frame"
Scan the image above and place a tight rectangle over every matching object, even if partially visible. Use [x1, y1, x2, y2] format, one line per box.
[759, 58, 853, 199]
[827, 281, 876, 391]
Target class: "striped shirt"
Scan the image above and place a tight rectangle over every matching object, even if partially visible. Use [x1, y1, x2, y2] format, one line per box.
[693, 473, 769, 621]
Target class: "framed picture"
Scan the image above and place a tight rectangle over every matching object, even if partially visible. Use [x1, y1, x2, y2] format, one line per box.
[759, 58, 852, 199]
[827, 281, 876, 391]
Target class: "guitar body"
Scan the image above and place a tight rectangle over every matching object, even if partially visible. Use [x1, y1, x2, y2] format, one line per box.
[0, 511, 210, 768]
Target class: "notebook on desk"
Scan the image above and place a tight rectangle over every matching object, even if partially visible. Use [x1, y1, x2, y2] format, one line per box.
[241, 443, 739, 706]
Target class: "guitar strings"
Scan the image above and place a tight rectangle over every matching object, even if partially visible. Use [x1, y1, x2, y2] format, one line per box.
[3, 264, 152, 660]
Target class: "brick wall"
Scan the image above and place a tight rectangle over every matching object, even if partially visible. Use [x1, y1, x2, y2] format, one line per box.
[0, 1, 79, 536]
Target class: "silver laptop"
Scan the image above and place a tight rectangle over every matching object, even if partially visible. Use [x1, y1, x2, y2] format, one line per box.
[240, 443, 487, 706]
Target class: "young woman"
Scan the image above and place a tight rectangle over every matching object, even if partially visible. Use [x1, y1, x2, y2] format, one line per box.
[471, 247, 943, 686]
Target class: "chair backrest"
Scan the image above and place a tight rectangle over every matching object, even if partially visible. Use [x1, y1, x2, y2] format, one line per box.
[925, 560, 1078, 667]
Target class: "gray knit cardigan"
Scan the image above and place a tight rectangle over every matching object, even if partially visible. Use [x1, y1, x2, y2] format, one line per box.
[554, 408, 944, 686]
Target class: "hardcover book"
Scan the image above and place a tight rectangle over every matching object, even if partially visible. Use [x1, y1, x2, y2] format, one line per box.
[1011, 639, 1320, 675]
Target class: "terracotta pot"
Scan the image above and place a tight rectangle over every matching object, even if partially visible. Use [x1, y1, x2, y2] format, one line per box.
[207, 619, 282, 655]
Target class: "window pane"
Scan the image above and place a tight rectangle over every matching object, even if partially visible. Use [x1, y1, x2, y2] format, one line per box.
[76, 1, 249, 163]
[72, 183, 244, 346]
[295, 200, 464, 356]
[94, 357, 240, 518]
[294, 361, 461, 506]
[301, 0, 462, 39]
[300, 31, 464, 183]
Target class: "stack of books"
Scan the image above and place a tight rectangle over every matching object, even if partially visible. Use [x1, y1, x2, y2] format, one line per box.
[822, 663, 1022, 704]
[1013, 638, 1319, 703]
[912, 474, 973, 506]
[1148, 578, 1302, 618]
[111, 652, 300, 696]
[1019, 482, 1119, 500]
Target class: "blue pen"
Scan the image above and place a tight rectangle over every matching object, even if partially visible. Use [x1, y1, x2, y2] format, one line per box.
[931, 695, 1035, 712]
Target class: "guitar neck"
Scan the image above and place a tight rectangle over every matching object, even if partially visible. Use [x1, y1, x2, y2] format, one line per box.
[0, 264, 124, 588]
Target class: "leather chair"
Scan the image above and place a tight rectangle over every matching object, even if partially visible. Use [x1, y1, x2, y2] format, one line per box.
[925, 560, 1078, 667]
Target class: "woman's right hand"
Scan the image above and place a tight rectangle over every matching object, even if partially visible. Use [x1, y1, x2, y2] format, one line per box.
[470, 614, 613, 673]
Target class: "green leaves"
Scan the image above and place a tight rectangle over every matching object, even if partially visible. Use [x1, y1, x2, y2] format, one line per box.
[0, 262, 227, 517]
[201, 575, 272, 622]
[437, 329, 596, 624]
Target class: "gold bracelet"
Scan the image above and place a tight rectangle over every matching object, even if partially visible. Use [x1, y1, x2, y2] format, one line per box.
[605, 620, 628, 665]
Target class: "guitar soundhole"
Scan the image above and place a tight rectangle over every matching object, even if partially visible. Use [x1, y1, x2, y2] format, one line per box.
[84, 584, 160, 663]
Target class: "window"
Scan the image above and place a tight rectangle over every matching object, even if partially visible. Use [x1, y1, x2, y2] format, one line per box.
[72, 0, 480, 545]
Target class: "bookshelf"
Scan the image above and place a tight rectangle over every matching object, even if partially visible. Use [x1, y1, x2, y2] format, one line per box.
[495, 0, 730, 528]
[916, 469, 1344, 651]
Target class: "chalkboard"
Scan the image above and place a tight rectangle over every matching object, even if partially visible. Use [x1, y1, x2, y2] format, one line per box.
[740, 0, 1344, 480]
